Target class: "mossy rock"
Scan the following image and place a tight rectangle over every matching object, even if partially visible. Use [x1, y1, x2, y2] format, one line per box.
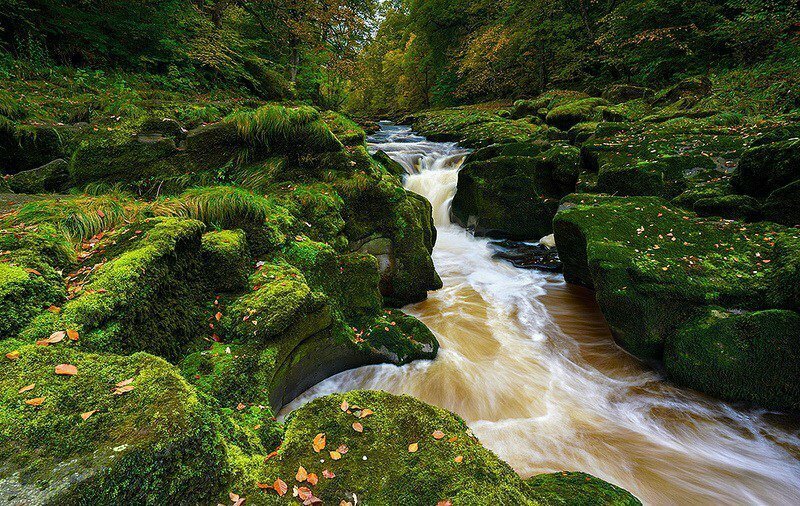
[665, 308, 800, 411]
[601, 85, 653, 104]
[545, 98, 609, 131]
[70, 136, 186, 186]
[652, 76, 712, 107]
[372, 149, 406, 177]
[322, 111, 367, 147]
[7, 159, 70, 194]
[240, 391, 640, 505]
[511, 90, 590, 119]
[596, 162, 666, 197]
[468, 140, 552, 163]
[732, 139, 800, 198]
[693, 194, 762, 221]
[202, 229, 250, 293]
[763, 180, 800, 226]
[0, 345, 231, 504]
[0, 124, 64, 175]
[185, 121, 241, 171]
[0, 261, 65, 340]
[23, 217, 210, 360]
[452, 146, 579, 239]
[525, 471, 641, 505]
[567, 122, 599, 145]
[413, 108, 544, 148]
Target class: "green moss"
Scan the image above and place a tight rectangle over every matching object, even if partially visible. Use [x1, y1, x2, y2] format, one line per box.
[693, 194, 762, 221]
[526, 472, 641, 505]
[7, 159, 70, 194]
[666, 308, 800, 411]
[202, 229, 250, 293]
[322, 111, 367, 147]
[546, 98, 609, 131]
[763, 180, 800, 226]
[0, 345, 231, 504]
[413, 107, 544, 148]
[0, 262, 64, 339]
[511, 90, 590, 118]
[452, 145, 579, 239]
[733, 139, 800, 198]
[43, 217, 209, 360]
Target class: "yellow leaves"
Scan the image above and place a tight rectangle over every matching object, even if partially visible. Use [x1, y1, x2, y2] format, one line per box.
[81, 410, 97, 420]
[329, 450, 342, 460]
[312, 433, 326, 452]
[273, 478, 288, 496]
[359, 408, 373, 418]
[55, 363, 78, 376]
[408, 442, 419, 453]
[454, 455, 463, 463]
[296, 466, 308, 482]
[5, 350, 20, 360]
[432, 430, 445, 440]
[25, 397, 45, 406]
[18, 383, 35, 394]
[352, 422, 363, 432]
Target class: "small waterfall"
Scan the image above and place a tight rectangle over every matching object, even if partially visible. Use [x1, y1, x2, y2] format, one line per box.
[282, 123, 800, 505]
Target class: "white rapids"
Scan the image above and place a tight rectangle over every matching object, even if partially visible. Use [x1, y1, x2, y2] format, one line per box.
[281, 122, 800, 505]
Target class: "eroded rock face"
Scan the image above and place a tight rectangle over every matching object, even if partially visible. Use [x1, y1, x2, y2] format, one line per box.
[553, 195, 800, 410]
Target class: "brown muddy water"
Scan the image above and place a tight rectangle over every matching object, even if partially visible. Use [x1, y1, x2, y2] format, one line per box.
[281, 124, 800, 505]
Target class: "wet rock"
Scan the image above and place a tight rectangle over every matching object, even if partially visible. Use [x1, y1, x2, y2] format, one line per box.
[489, 239, 562, 272]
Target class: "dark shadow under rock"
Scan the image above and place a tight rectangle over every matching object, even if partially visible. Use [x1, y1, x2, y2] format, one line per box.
[489, 239, 562, 272]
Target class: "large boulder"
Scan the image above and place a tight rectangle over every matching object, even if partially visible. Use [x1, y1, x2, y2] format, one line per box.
[733, 139, 800, 198]
[70, 136, 186, 186]
[0, 345, 231, 504]
[452, 145, 580, 239]
[764, 180, 800, 227]
[545, 98, 609, 131]
[7, 159, 70, 194]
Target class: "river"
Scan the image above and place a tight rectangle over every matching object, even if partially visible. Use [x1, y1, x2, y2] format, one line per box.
[281, 123, 800, 505]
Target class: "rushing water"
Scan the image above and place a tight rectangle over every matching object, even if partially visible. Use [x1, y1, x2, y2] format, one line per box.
[282, 123, 800, 505]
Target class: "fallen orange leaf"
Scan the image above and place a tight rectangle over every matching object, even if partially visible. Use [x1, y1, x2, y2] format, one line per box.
[307, 473, 318, 486]
[340, 400, 349, 411]
[329, 450, 342, 460]
[18, 383, 35, 393]
[113, 385, 134, 395]
[67, 329, 79, 341]
[432, 430, 445, 440]
[274, 478, 288, 496]
[297, 486, 312, 501]
[352, 422, 363, 433]
[81, 410, 97, 420]
[296, 466, 308, 482]
[359, 408, 374, 418]
[116, 377, 134, 387]
[408, 442, 419, 453]
[55, 364, 78, 376]
[25, 397, 45, 406]
[322, 469, 335, 479]
[337, 444, 348, 454]
[437, 501, 453, 506]
[47, 331, 65, 344]
[454, 455, 463, 463]
[312, 433, 326, 452]
[5, 350, 20, 360]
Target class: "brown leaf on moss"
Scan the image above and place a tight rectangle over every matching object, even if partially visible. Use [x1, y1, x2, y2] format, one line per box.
[5, 350, 20, 360]
[322, 469, 335, 479]
[81, 410, 97, 420]
[18, 383, 35, 394]
[113, 385, 135, 395]
[340, 400, 349, 412]
[265, 450, 278, 461]
[273, 478, 288, 496]
[307, 473, 318, 486]
[447, 436, 458, 443]
[46, 331, 65, 344]
[67, 329, 79, 341]
[408, 442, 419, 453]
[432, 430, 445, 440]
[296, 466, 308, 482]
[215, 312, 222, 321]
[255, 482, 270, 490]
[437, 500, 453, 506]
[116, 377, 134, 387]
[297, 486, 312, 501]
[55, 363, 78, 376]
[312, 433, 326, 452]
[47, 305, 61, 313]
[359, 408, 374, 418]
[25, 397, 45, 406]
[329, 450, 342, 460]
[337, 444, 349, 454]
[340, 502, 353, 506]
[352, 422, 363, 433]
[24, 268, 41, 276]
[454, 455, 463, 463]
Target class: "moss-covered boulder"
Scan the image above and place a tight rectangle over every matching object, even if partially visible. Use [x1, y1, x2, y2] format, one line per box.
[553, 195, 800, 409]
[526, 471, 641, 505]
[665, 307, 800, 410]
[0, 124, 64, 175]
[7, 159, 70, 194]
[764, 180, 800, 227]
[452, 145, 580, 239]
[693, 194, 762, 221]
[0, 345, 231, 504]
[0, 262, 64, 339]
[239, 391, 640, 505]
[202, 229, 250, 293]
[22, 217, 209, 360]
[545, 98, 609, 131]
[70, 136, 186, 186]
[510, 90, 590, 119]
[413, 107, 544, 148]
[732, 139, 800, 198]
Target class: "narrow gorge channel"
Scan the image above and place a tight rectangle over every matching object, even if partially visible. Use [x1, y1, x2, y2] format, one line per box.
[282, 123, 800, 505]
